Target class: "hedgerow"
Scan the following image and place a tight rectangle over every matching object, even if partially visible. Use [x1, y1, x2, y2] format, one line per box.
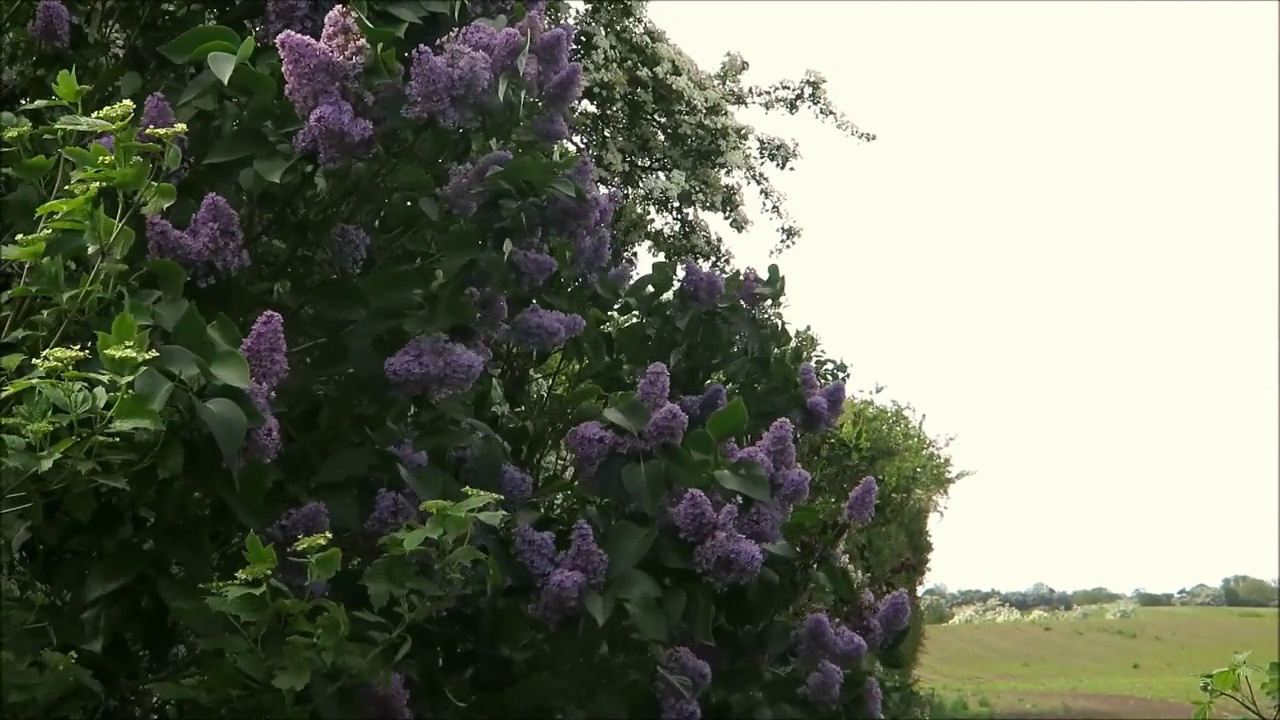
[1, 2, 914, 718]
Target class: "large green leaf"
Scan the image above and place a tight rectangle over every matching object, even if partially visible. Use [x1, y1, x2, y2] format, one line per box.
[160, 25, 242, 63]
[196, 397, 248, 461]
[603, 520, 657, 579]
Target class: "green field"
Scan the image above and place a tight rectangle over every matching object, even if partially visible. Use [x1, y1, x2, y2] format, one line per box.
[916, 606, 1280, 719]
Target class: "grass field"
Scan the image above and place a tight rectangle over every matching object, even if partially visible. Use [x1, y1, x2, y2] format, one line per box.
[916, 606, 1280, 719]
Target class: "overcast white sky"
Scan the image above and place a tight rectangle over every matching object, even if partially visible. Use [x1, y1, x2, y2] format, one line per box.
[643, 0, 1280, 594]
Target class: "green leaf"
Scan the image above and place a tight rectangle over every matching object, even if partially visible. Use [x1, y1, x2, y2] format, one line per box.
[401, 527, 429, 550]
[584, 590, 614, 627]
[612, 568, 661, 601]
[203, 131, 263, 164]
[111, 394, 164, 431]
[141, 182, 177, 216]
[315, 448, 376, 485]
[683, 429, 716, 461]
[160, 25, 243, 63]
[705, 397, 748, 442]
[271, 665, 311, 692]
[52, 69, 89, 103]
[602, 395, 649, 435]
[110, 311, 138, 342]
[134, 368, 175, 411]
[177, 70, 221, 106]
[244, 531, 276, 566]
[196, 397, 248, 461]
[604, 521, 657, 579]
[761, 541, 797, 558]
[12, 155, 55, 182]
[54, 115, 114, 132]
[392, 635, 413, 664]
[622, 461, 664, 516]
[253, 156, 292, 183]
[236, 36, 257, 62]
[624, 598, 668, 642]
[208, 350, 251, 388]
[662, 587, 688, 624]
[309, 547, 342, 581]
[187, 40, 240, 62]
[714, 468, 771, 503]
[207, 51, 238, 85]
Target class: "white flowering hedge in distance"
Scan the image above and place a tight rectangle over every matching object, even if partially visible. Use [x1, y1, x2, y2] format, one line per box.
[945, 600, 1139, 625]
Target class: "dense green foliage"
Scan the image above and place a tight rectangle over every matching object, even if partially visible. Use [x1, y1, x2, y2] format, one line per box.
[0, 1, 942, 719]
[1194, 651, 1280, 720]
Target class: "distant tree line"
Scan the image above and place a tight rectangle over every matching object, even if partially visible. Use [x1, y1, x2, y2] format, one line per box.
[920, 575, 1280, 612]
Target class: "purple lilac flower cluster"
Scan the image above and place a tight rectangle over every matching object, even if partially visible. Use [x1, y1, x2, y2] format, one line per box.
[239, 311, 290, 463]
[654, 646, 712, 720]
[798, 362, 847, 431]
[676, 384, 727, 424]
[624, 362, 691, 451]
[440, 149, 512, 217]
[498, 462, 533, 502]
[138, 93, 190, 183]
[794, 611, 869, 706]
[672, 499, 762, 587]
[329, 223, 369, 274]
[362, 671, 413, 720]
[738, 267, 765, 308]
[679, 261, 725, 309]
[390, 437, 428, 470]
[719, 418, 809, 545]
[28, 0, 70, 49]
[384, 333, 486, 399]
[844, 587, 910, 652]
[264, 500, 330, 594]
[512, 520, 608, 626]
[864, 676, 884, 719]
[147, 193, 249, 284]
[365, 488, 421, 536]
[403, 23, 520, 128]
[277, 6, 373, 167]
[261, 0, 331, 41]
[528, 154, 622, 279]
[844, 475, 878, 525]
[505, 306, 585, 352]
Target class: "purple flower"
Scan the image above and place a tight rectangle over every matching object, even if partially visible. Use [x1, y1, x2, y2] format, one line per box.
[829, 624, 868, 665]
[391, 438, 428, 470]
[557, 519, 607, 586]
[819, 381, 846, 422]
[662, 646, 712, 695]
[679, 261, 724, 309]
[330, 223, 369, 274]
[658, 697, 701, 720]
[511, 249, 558, 288]
[240, 310, 289, 394]
[262, 0, 326, 41]
[531, 567, 588, 625]
[28, 0, 70, 49]
[189, 193, 249, 282]
[645, 403, 688, 449]
[636, 362, 671, 411]
[736, 501, 787, 544]
[507, 306, 585, 352]
[531, 25, 575, 77]
[402, 40, 493, 129]
[801, 660, 843, 706]
[92, 135, 114, 152]
[671, 489, 718, 544]
[319, 5, 368, 79]
[757, 418, 797, 472]
[692, 527, 762, 587]
[499, 462, 533, 502]
[739, 267, 764, 307]
[245, 383, 283, 463]
[796, 612, 836, 664]
[513, 524, 557, 581]
[294, 96, 374, 168]
[266, 500, 330, 590]
[366, 489, 420, 535]
[277, 30, 348, 119]
[364, 672, 413, 720]
[606, 261, 636, 289]
[531, 112, 570, 142]
[798, 363, 820, 397]
[697, 384, 727, 418]
[466, 287, 509, 330]
[541, 63, 583, 112]
[772, 467, 811, 506]
[440, 150, 513, 216]
[384, 333, 486, 399]
[863, 676, 884, 719]
[146, 217, 205, 270]
[565, 420, 616, 477]
[733, 445, 773, 479]
[844, 476, 878, 525]
[139, 93, 180, 143]
[876, 588, 912, 636]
